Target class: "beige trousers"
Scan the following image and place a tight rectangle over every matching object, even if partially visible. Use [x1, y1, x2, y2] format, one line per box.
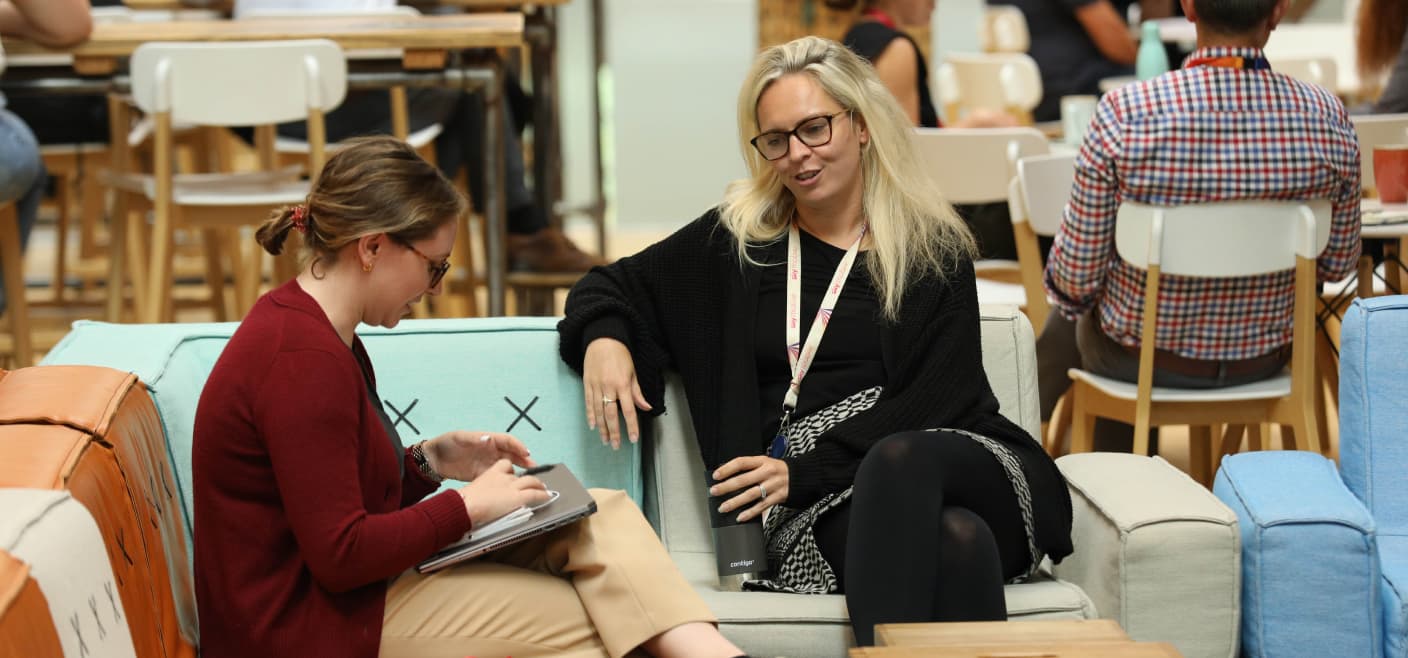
[381, 489, 716, 658]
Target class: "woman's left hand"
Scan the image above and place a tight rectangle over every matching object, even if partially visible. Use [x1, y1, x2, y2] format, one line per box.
[424, 431, 536, 482]
[710, 456, 789, 523]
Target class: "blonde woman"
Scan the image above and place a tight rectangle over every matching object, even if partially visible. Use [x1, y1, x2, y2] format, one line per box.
[559, 37, 1072, 646]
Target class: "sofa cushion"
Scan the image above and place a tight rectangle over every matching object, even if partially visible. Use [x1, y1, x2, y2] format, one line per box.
[1339, 296, 1408, 537]
[0, 551, 64, 658]
[1214, 451, 1380, 658]
[1379, 536, 1408, 658]
[0, 489, 136, 658]
[40, 318, 641, 546]
[1058, 453, 1240, 658]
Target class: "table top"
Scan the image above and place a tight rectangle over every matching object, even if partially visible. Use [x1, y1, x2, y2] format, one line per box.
[851, 641, 1183, 657]
[1361, 199, 1408, 238]
[1, 12, 524, 61]
[875, 619, 1130, 647]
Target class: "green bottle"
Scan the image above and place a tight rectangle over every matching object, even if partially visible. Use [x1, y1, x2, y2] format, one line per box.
[1135, 20, 1170, 81]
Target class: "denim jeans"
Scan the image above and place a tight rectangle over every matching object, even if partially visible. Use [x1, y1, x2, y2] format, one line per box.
[0, 108, 45, 316]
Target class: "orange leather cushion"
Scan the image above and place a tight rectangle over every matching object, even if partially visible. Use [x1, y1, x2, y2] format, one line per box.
[0, 365, 195, 658]
[0, 552, 63, 658]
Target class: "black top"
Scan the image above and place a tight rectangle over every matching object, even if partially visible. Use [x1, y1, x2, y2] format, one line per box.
[755, 229, 885, 444]
[558, 208, 1073, 564]
[843, 21, 941, 128]
[987, 0, 1134, 121]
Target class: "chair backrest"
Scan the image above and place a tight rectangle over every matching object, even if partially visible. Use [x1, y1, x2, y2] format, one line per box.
[1114, 200, 1332, 277]
[1338, 296, 1408, 537]
[1351, 113, 1408, 193]
[912, 126, 1049, 204]
[937, 52, 1043, 119]
[1270, 56, 1338, 93]
[980, 6, 1029, 53]
[1016, 152, 1076, 237]
[129, 40, 347, 127]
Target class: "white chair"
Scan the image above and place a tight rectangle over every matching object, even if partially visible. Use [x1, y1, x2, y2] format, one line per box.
[1351, 113, 1408, 195]
[937, 53, 1043, 125]
[980, 6, 1030, 54]
[912, 126, 1049, 295]
[1271, 56, 1339, 94]
[1008, 152, 1076, 333]
[1065, 200, 1331, 485]
[235, 6, 443, 164]
[122, 40, 347, 323]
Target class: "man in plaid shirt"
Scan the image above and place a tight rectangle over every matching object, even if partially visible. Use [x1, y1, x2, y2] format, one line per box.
[1037, 0, 1361, 451]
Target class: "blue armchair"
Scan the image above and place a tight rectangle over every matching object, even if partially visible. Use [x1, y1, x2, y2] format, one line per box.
[1213, 295, 1408, 658]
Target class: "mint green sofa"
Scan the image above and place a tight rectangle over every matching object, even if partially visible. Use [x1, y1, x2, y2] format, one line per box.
[41, 310, 1239, 658]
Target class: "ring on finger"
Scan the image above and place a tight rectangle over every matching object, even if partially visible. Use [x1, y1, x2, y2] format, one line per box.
[757, 482, 767, 500]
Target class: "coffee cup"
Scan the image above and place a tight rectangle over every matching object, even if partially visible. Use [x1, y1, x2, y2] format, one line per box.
[1374, 144, 1408, 204]
[1060, 95, 1098, 146]
[707, 482, 769, 591]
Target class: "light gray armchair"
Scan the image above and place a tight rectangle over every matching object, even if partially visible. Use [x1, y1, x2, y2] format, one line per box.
[640, 305, 1242, 658]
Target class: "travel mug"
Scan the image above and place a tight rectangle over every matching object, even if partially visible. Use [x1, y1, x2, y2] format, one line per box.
[707, 479, 769, 591]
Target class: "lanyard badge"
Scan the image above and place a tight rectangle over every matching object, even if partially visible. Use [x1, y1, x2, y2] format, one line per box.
[768, 221, 867, 459]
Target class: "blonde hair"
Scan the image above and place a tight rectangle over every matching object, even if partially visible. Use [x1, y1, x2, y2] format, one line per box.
[720, 36, 975, 320]
[255, 135, 467, 266]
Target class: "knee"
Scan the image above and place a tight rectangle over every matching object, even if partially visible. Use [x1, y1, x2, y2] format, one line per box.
[859, 432, 926, 475]
[939, 507, 996, 561]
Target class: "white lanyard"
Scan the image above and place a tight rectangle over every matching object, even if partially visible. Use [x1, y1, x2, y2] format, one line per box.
[782, 221, 868, 415]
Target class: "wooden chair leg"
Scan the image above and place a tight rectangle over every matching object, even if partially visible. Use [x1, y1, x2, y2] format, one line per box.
[52, 171, 72, 301]
[1219, 424, 1246, 458]
[201, 229, 229, 322]
[1247, 424, 1264, 451]
[0, 204, 33, 367]
[1044, 392, 1073, 457]
[1069, 388, 1096, 454]
[1280, 424, 1298, 451]
[1189, 425, 1213, 487]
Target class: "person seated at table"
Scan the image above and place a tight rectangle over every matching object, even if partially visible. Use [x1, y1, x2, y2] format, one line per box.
[831, 0, 1022, 260]
[558, 36, 1073, 646]
[1356, 0, 1408, 113]
[233, 0, 604, 274]
[0, 0, 91, 315]
[192, 135, 745, 658]
[1036, 0, 1362, 451]
[986, 0, 1147, 122]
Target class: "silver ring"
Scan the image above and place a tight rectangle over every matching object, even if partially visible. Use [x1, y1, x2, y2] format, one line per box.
[757, 483, 767, 500]
[602, 396, 615, 404]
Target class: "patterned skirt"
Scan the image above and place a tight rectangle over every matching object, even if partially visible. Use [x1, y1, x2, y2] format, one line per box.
[744, 387, 1044, 594]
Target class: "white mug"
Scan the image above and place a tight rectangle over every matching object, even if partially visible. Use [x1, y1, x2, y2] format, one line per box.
[1060, 95, 1098, 147]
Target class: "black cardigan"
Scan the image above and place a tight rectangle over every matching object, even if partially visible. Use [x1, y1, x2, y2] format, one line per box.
[558, 209, 1073, 562]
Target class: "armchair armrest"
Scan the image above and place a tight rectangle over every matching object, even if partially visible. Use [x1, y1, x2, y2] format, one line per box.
[1213, 451, 1381, 658]
[1055, 453, 1239, 658]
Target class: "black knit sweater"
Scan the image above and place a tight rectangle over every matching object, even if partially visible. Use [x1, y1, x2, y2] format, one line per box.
[558, 209, 1073, 562]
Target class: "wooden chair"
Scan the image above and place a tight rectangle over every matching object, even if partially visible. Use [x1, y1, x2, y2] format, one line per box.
[911, 126, 1049, 304]
[1065, 200, 1331, 486]
[936, 53, 1043, 126]
[980, 6, 1029, 54]
[121, 39, 346, 323]
[0, 202, 31, 367]
[1008, 152, 1076, 333]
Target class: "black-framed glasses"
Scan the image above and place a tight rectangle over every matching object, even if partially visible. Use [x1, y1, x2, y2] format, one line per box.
[397, 240, 451, 288]
[750, 111, 847, 161]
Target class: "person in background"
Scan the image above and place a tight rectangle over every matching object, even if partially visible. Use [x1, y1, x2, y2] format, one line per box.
[233, 0, 604, 274]
[559, 37, 1072, 646]
[1356, 0, 1408, 113]
[1037, 0, 1360, 451]
[0, 0, 92, 314]
[193, 136, 745, 658]
[832, 0, 1023, 260]
[987, 0, 1174, 121]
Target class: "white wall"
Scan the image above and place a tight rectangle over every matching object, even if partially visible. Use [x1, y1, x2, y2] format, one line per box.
[601, 0, 756, 231]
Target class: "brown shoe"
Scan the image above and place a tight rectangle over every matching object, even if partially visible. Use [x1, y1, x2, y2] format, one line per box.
[507, 227, 606, 273]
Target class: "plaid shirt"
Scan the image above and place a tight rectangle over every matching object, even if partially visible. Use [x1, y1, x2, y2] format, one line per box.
[1044, 46, 1362, 361]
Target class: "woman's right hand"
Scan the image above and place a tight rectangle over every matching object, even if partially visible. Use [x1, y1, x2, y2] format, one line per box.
[582, 337, 652, 449]
[456, 459, 549, 527]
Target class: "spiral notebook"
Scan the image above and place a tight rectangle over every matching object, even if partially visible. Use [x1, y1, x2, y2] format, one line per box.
[416, 464, 597, 573]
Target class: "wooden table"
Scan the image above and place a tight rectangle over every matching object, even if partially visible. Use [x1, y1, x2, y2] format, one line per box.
[852, 619, 1184, 658]
[2, 13, 525, 316]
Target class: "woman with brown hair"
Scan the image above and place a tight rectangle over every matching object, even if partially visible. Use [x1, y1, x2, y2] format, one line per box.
[191, 135, 744, 658]
[1358, 0, 1408, 112]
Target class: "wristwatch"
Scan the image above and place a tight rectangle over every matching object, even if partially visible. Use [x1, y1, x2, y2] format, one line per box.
[410, 441, 445, 484]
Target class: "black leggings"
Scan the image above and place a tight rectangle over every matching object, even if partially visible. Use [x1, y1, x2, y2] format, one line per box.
[813, 431, 1032, 646]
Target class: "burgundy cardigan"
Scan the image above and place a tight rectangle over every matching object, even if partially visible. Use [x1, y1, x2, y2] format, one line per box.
[192, 280, 471, 658]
